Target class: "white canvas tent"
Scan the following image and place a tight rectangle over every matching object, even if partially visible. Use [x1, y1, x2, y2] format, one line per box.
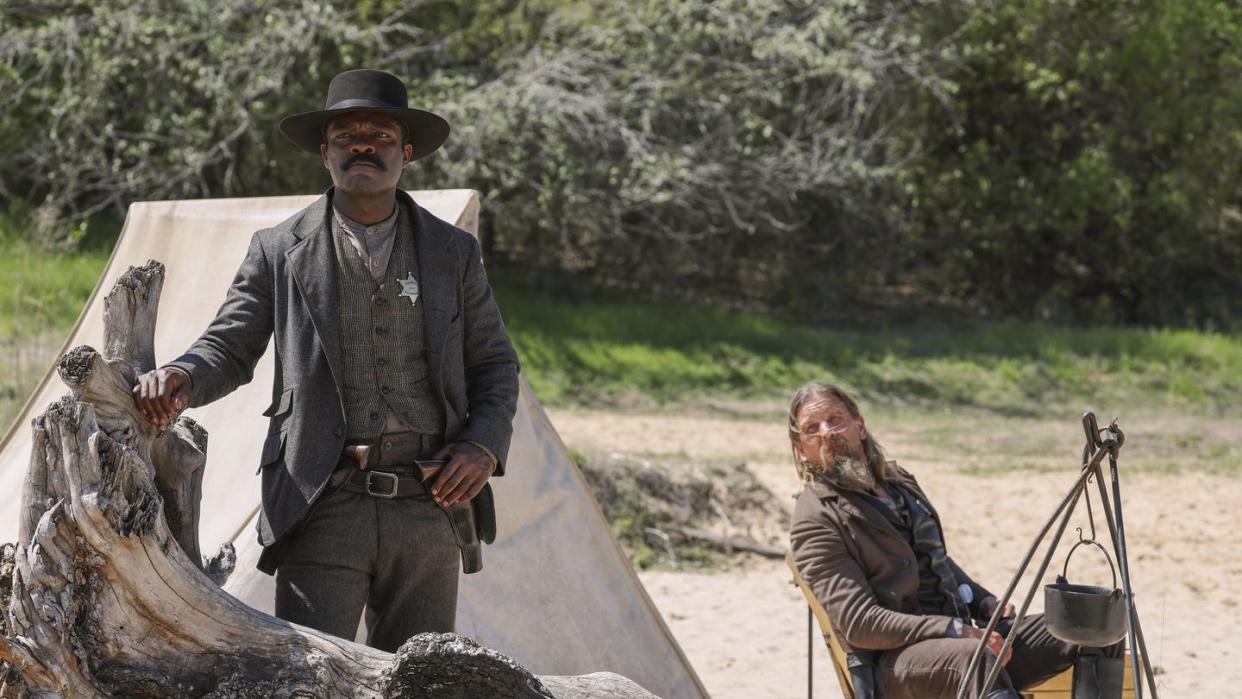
[0, 192, 707, 699]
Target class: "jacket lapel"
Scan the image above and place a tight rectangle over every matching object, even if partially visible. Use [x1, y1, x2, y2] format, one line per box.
[408, 193, 455, 388]
[806, 479, 905, 543]
[286, 193, 343, 389]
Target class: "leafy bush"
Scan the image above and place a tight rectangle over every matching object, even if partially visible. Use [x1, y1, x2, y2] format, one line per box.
[902, 0, 1242, 326]
[2, 0, 1240, 326]
[0, 0, 456, 240]
[429, 0, 949, 311]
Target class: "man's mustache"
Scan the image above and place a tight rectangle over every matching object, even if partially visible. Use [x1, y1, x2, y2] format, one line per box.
[344, 153, 386, 171]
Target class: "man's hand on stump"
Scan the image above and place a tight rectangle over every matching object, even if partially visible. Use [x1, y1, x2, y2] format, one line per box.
[132, 367, 190, 427]
[430, 441, 495, 507]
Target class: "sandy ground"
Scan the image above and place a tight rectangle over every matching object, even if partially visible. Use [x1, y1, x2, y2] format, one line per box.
[548, 407, 1242, 699]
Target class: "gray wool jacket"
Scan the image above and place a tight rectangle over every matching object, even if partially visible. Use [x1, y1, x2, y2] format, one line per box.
[167, 188, 520, 549]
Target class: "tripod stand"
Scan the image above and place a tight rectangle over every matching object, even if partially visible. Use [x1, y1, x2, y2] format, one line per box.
[957, 413, 1160, 699]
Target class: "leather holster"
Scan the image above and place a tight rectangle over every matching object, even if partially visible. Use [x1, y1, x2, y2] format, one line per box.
[440, 484, 495, 575]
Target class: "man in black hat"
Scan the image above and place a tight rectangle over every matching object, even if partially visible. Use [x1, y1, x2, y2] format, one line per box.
[132, 68, 520, 652]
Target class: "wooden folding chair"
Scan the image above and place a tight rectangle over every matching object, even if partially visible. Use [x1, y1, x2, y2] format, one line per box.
[786, 552, 1135, 699]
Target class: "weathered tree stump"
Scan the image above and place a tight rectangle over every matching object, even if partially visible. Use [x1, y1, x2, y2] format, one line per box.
[0, 261, 657, 698]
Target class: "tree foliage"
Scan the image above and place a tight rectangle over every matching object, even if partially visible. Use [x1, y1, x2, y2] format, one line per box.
[429, 0, 949, 309]
[904, 0, 1242, 326]
[0, 0, 425, 230]
[1, 0, 1239, 327]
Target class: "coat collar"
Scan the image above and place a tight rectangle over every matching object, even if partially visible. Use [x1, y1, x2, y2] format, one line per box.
[286, 192, 342, 388]
[802, 463, 927, 541]
[410, 191, 456, 376]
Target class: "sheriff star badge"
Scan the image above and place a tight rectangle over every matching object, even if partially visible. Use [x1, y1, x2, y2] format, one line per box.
[397, 272, 420, 306]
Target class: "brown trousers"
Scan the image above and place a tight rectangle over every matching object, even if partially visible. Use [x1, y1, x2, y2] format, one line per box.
[876, 614, 1124, 699]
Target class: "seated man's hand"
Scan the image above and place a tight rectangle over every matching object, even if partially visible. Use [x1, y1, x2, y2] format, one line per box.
[132, 367, 190, 427]
[979, 595, 1016, 622]
[429, 442, 495, 507]
[961, 624, 1013, 666]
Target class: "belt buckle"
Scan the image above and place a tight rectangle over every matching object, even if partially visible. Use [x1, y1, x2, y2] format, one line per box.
[365, 471, 399, 499]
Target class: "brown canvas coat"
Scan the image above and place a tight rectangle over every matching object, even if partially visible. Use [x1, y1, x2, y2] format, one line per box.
[790, 463, 994, 653]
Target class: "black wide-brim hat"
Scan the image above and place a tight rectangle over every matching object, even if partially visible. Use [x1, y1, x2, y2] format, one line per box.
[278, 68, 449, 160]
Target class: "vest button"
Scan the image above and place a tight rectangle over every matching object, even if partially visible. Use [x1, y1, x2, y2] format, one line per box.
[375, 297, 387, 306]
[375, 326, 387, 335]
[376, 357, 388, 366]
[370, 411, 380, 422]
[333, 427, 343, 437]
[382, 385, 392, 394]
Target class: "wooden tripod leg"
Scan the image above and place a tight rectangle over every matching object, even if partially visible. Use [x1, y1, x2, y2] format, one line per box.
[1091, 461, 1160, 698]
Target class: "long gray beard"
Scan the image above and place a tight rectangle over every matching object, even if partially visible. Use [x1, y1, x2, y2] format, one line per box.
[813, 444, 876, 492]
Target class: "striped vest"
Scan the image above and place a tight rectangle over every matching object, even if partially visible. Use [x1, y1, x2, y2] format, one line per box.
[332, 206, 445, 440]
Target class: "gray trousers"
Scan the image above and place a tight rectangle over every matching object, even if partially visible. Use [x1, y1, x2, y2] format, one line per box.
[876, 614, 1124, 699]
[273, 432, 459, 653]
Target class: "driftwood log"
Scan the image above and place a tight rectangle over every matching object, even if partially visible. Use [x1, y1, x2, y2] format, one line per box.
[0, 261, 656, 699]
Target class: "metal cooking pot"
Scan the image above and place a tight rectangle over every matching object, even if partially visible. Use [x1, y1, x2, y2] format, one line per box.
[1044, 538, 1127, 647]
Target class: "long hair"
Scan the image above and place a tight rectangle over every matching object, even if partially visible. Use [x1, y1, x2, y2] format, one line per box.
[787, 381, 889, 484]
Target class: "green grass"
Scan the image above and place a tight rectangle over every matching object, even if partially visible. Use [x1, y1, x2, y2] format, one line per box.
[0, 241, 111, 338]
[493, 277, 1242, 417]
[2, 217, 1239, 435]
[0, 211, 115, 429]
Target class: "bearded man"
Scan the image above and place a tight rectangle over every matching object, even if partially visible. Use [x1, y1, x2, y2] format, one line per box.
[132, 69, 519, 652]
[788, 382, 1123, 699]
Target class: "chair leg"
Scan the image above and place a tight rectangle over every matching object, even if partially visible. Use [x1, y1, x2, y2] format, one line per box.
[1073, 655, 1124, 699]
[806, 606, 813, 699]
[846, 651, 878, 699]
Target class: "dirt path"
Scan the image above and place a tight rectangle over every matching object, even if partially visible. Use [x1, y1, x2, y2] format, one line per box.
[549, 407, 1241, 698]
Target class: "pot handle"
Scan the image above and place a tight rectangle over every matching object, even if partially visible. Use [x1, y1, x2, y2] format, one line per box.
[1060, 536, 1118, 590]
